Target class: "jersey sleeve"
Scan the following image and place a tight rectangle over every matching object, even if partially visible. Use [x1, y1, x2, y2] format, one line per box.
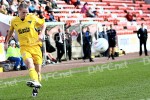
[9, 19, 14, 31]
[34, 15, 45, 28]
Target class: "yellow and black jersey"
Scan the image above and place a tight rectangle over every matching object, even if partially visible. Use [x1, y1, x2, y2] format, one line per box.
[9, 13, 45, 46]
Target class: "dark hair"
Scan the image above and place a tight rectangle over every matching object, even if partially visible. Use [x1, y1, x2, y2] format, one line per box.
[36, 10, 44, 18]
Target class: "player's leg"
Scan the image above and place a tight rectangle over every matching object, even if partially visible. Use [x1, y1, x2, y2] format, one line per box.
[108, 47, 112, 60]
[24, 58, 41, 88]
[57, 46, 61, 62]
[139, 40, 142, 56]
[82, 44, 86, 61]
[20, 47, 41, 88]
[143, 40, 148, 56]
[30, 46, 43, 97]
[111, 47, 115, 60]
[32, 45, 43, 82]
[32, 87, 39, 97]
[35, 64, 42, 82]
[59, 43, 65, 62]
[68, 45, 72, 60]
[30, 64, 41, 97]
[111, 40, 116, 60]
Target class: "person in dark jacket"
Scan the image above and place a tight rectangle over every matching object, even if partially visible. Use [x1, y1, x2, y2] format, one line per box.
[65, 29, 72, 60]
[98, 27, 109, 57]
[98, 27, 108, 40]
[82, 26, 94, 62]
[137, 23, 148, 56]
[54, 28, 65, 62]
[107, 24, 117, 60]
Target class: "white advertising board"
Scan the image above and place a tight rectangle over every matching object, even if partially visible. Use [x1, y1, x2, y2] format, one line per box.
[117, 34, 150, 53]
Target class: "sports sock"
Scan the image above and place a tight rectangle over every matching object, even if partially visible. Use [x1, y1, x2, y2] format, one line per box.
[29, 68, 39, 82]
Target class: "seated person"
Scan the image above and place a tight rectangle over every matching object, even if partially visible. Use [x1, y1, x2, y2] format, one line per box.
[71, 0, 80, 8]
[125, 12, 133, 21]
[6, 40, 27, 71]
[45, 33, 57, 63]
[80, 2, 88, 14]
[49, 11, 57, 22]
[64, 0, 71, 4]
[86, 7, 96, 18]
[40, 29, 57, 64]
[50, 0, 58, 9]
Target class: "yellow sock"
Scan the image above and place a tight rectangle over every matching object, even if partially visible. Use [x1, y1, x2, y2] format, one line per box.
[29, 68, 39, 82]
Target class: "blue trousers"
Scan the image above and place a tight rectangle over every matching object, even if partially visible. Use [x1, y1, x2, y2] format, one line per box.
[8, 57, 25, 68]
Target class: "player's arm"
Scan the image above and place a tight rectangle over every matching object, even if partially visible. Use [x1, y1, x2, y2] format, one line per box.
[5, 20, 14, 50]
[34, 14, 45, 27]
[5, 19, 15, 44]
[5, 29, 14, 43]
[33, 14, 46, 40]
[145, 29, 148, 39]
[38, 23, 46, 41]
[4, 29, 14, 50]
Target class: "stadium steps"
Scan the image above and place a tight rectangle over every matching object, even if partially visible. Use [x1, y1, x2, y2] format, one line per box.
[53, 0, 150, 35]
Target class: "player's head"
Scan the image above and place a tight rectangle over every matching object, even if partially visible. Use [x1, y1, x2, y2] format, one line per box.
[110, 24, 113, 29]
[141, 23, 144, 28]
[58, 28, 61, 32]
[9, 40, 16, 47]
[18, 2, 29, 19]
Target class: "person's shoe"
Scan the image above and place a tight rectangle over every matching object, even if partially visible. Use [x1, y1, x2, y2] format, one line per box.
[59, 59, 61, 63]
[20, 66, 27, 70]
[112, 57, 115, 60]
[145, 54, 149, 56]
[122, 50, 126, 55]
[46, 60, 51, 64]
[32, 87, 39, 97]
[52, 58, 57, 63]
[107, 55, 111, 60]
[90, 60, 94, 62]
[112, 55, 115, 60]
[14, 66, 20, 71]
[89, 58, 94, 62]
[26, 80, 42, 88]
[15, 68, 20, 71]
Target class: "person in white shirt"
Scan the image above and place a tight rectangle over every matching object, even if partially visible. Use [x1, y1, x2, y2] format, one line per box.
[54, 28, 65, 62]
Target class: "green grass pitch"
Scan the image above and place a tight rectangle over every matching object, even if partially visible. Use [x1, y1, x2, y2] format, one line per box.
[1, 57, 150, 100]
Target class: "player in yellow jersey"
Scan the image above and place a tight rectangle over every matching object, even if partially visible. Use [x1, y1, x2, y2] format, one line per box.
[5, 2, 45, 97]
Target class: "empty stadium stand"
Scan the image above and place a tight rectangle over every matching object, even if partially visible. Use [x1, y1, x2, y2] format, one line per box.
[53, 0, 150, 34]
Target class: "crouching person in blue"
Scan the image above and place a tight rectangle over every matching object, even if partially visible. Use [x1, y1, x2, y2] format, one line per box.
[6, 40, 27, 71]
